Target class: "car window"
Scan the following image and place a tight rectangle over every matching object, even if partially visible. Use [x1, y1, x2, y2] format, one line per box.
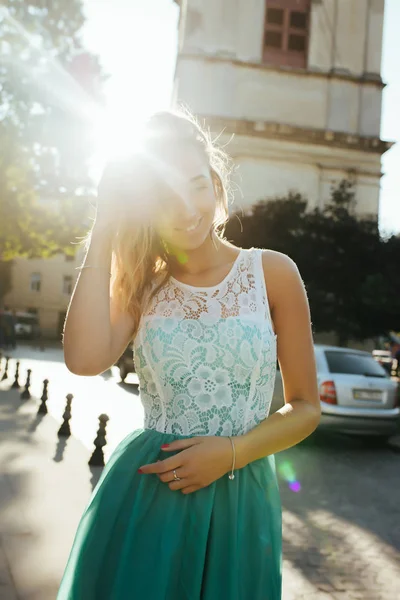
[324, 351, 388, 377]
[314, 350, 325, 372]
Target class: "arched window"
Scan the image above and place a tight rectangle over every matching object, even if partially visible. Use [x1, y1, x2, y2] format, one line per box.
[263, 0, 311, 68]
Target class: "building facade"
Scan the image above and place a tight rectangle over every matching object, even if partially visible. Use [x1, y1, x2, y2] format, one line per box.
[173, 0, 390, 215]
[3, 252, 83, 339]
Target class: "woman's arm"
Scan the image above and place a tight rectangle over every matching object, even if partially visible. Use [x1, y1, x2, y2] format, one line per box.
[234, 250, 321, 467]
[63, 161, 142, 376]
[63, 226, 135, 376]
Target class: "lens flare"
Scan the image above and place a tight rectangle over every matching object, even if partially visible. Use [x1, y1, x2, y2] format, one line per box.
[278, 461, 301, 493]
[0, 7, 162, 182]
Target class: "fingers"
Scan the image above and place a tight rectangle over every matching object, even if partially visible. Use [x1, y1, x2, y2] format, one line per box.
[138, 437, 206, 494]
[160, 438, 201, 452]
[168, 478, 187, 491]
[138, 454, 182, 475]
[158, 467, 188, 483]
[158, 471, 203, 494]
[166, 479, 200, 494]
[139, 437, 201, 473]
[145, 463, 203, 494]
[156, 468, 198, 493]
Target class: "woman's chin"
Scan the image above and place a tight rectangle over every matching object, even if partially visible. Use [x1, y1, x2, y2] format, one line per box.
[169, 231, 211, 254]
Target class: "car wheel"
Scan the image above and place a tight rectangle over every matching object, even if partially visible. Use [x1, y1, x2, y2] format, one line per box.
[119, 364, 129, 382]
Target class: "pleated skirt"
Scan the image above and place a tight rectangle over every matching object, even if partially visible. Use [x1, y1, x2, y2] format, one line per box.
[57, 428, 282, 600]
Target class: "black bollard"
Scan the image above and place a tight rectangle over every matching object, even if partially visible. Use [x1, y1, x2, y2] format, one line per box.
[89, 414, 110, 467]
[37, 379, 49, 414]
[58, 394, 73, 437]
[1, 357, 10, 382]
[21, 369, 32, 400]
[11, 361, 21, 389]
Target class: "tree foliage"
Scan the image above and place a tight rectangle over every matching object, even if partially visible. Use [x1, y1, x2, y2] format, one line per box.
[0, 0, 103, 273]
[225, 181, 400, 343]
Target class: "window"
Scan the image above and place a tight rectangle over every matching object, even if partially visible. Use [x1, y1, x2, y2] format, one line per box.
[63, 275, 73, 296]
[265, 30, 283, 48]
[263, 0, 310, 68]
[288, 34, 306, 52]
[324, 351, 388, 378]
[290, 10, 307, 29]
[30, 273, 41, 292]
[267, 7, 284, 25]
[16, 314, 39, 326]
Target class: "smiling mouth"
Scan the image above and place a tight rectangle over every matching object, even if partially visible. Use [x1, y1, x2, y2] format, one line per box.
[175, 217, 203, 233]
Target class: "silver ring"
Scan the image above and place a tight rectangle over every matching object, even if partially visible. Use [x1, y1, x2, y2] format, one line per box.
[173, 469, 181, 481]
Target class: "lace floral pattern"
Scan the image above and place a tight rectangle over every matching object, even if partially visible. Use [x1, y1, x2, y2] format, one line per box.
[134, 249, 277, 436]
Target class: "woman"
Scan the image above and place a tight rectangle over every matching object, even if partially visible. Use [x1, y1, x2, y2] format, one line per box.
[58, 110, 320, 599]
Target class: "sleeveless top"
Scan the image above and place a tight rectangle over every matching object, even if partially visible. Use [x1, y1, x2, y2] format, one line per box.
[133, 248, 277, 437]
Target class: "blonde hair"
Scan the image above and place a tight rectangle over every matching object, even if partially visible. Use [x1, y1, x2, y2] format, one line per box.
[102, 109, 232, 337]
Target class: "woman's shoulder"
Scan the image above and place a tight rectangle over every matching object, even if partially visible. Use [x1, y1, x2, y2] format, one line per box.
[259, 250, 304, 310]
[260, 249, 298, 272]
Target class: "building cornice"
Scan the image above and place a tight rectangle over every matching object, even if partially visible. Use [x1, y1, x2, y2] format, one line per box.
[199, 116, 393, 156]
[176, 53, 386, 89]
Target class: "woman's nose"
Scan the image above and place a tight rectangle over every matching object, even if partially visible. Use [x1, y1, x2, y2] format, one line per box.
[172, 192, 197, 218]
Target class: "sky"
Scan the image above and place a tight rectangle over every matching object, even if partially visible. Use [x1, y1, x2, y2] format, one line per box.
[82, 0, 399, 234]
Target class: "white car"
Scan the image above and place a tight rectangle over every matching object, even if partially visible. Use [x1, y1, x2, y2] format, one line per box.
[272, 344, 400, 443]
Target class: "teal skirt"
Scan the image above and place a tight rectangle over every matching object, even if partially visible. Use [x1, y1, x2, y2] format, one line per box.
[57, 429, 282, 600]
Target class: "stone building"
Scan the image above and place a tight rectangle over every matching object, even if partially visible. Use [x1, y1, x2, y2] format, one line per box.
[3, 252, 83, 339]
[173, 0, 390, 215]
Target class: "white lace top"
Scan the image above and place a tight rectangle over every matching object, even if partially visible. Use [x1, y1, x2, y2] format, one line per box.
[133, 248, 277, 437]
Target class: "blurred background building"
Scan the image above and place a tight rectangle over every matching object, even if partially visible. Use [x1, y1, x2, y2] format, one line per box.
[3, 252, 83, 339]
[174, 0, 390, 215]
[3, 0, 390, 339]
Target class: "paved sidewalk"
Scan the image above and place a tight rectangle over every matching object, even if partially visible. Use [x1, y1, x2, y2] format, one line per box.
[1, 357, 399, 599]
[0, 385, 101, 600]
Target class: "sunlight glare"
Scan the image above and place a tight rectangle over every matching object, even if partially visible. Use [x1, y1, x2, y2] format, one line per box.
[83, 0, 179, 178]
[90, 106, 147, 177]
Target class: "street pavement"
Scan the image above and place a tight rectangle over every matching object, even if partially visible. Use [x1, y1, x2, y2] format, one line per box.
[0, 343, 144, 459]
[0, 345, 399, 599]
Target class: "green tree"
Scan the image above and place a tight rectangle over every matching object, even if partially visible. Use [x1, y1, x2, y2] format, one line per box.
[225, 181, 400, 344]
[0, 1, 103, 287]
[301, 181, 384, 344]
[226, 192, 308, 256]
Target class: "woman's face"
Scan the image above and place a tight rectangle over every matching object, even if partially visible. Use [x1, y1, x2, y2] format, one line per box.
[150, 145, 218, 252]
